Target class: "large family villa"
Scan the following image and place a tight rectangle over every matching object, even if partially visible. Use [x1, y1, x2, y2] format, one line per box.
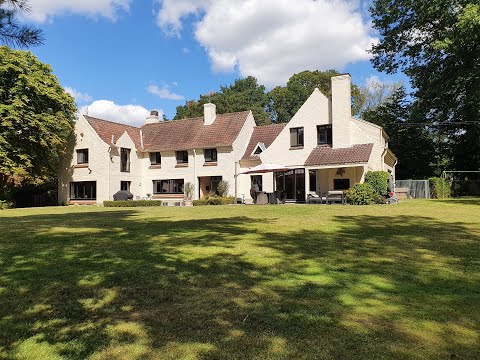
[58, 74, 397, 204]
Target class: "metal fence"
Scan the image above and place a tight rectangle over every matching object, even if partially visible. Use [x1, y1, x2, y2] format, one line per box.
[395, 180, 430, 199]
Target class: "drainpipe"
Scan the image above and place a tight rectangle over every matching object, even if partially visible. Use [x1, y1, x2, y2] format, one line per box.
[107, 147, 112, 200]
[193, 149, 197, 200]
[234, 161, 239, 201]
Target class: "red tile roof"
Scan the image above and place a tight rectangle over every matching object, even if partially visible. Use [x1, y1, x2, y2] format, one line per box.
[84, 111, 251, 151]
[305, 143, 374, 167]
[241, 123, 286, 160]
[141, 111, 250, 151]
[85, 116, 142, 149]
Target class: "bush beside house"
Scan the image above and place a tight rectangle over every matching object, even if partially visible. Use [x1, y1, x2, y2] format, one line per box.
[104, 200, 164, 207]
[346, 183, 378, 205]
[365, 171, 390, 196]
[193, 196, 236, 206]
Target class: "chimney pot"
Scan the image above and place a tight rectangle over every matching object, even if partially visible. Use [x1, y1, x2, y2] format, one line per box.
[146, 109, 161, 124]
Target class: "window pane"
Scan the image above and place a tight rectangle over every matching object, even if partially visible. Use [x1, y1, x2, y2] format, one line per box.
[309, 170, 317, 192]
[77, 149, 88, 164]
[70, 181, 96, 200]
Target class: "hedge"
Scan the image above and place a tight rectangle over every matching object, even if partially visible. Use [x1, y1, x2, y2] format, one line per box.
[429, 177, 451, 198]
[104, 200, 165, 207]
[193, 196, 236, 206]
[365, 171, 390, 196]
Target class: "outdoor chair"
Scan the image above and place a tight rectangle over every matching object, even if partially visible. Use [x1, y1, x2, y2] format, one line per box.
[307, 191, 325, 204]
[326, 190, 346, 204]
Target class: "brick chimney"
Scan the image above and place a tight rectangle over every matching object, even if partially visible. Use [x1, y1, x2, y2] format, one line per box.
[331, 74, 352, 148]
[204, 103, 216, 125]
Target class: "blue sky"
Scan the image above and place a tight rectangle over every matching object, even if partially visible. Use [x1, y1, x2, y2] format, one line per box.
[24, 0, 406, 126]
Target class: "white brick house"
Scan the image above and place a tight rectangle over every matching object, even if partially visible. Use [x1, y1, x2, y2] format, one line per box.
[59, 74, 396, 205]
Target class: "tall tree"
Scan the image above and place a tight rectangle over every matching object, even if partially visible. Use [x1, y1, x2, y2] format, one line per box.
[0, 46, 76, 185]
[358, 79, 403, 116]
[268, 70, 365, 122]
[0, 0, 43, 47]
[362, 87, 437, 179]
[174, 76, 271, 125]
[369, 1, 480, 172]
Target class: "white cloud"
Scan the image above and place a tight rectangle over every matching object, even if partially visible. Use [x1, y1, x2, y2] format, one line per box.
[156, 0, 376, 87]
[147, 84, 185, 100]
[65, 87, 93, 103]
[80, 100, 160, 127]
[27, 0, 131, 22]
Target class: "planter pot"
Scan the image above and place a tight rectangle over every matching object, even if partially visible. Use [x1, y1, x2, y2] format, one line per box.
[183, 200, 193, 207]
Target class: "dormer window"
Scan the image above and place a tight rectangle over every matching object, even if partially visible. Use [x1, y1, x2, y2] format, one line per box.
[290, 127, 304, 148]
[204, 148, 217, 163]
[76, 149, 89, 164]
[317, 125, 332, 146]
[252, 142, 266, 156]
[150, 152, 161, 165]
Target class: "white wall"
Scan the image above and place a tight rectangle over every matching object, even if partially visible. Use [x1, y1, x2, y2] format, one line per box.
[58, 115, 110, 204]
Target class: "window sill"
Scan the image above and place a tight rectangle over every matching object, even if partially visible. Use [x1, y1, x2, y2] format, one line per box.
[175, 163, 188, 168]
[149, 165, 162, 169]
[121, 171, 131, 173]
[289, 146, 304, 150]
[74, 164, 89, 168]
[152, 194, 184, 199]
[203, 162, 217, 167]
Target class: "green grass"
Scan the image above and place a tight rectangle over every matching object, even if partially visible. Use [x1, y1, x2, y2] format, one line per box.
[1, 199, 480, 359]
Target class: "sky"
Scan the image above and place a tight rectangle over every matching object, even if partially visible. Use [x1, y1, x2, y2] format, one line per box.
[22, 0, 406, 126]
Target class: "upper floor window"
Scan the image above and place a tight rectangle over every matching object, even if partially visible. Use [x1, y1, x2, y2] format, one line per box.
[150, 152, 161, 165]
[290, 127, 304, 148]
[176, 150, 188, 164]
[204, 148, 217, 163]
[76, 149, 89, 164]
[317, 125, 332, 146]
[120, 148, 131, 172]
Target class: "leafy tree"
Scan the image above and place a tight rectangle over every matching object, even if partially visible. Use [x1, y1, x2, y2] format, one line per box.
[369, 1, 480, 173]
[362, 87, 437, 179]
[174, 76, 271, 125]
[268, 70, 365, 122]
[0, 46, 76, 187]
[358, 79, 403, 116]
[0, 0, 43, 47]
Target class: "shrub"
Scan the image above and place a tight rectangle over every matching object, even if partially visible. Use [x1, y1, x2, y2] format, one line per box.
[184, 182, 194, 199]
[429, 177, 451, 198]
[193, 196, 236, 206]
[216, 180, 230, 197]
[365, 171, 390, 196]
[0, 200, 14, 210]
[346, 183, 376, 205]
[104, 200, 164, 207]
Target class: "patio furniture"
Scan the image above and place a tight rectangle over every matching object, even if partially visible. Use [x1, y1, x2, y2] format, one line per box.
[307, 191, 325, 204]
[326, 190, 346, 204]
[256, 192, 269, 205]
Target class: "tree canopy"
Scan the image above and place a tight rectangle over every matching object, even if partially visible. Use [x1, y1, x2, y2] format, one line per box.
[175, 70, 365, 125]
[0, 46, 76, 185]
[369, 0, 480, 173]
[174, 76, 270, 124]
[0, 0, 43, 48]
[268, 70, 365, 122]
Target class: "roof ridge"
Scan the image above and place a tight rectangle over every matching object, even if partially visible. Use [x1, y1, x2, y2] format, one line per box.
[84, 115, 140, 130]
[141, 110, 250, 128]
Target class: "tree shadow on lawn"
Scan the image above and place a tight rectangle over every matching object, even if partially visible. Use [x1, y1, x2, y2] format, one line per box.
[0, 210, 479, 359]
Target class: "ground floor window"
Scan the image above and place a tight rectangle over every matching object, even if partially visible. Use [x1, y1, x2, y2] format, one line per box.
[251, 175, 263, 192]
[70, 181, 96, 200]
[153, 179, 184, 194]
[334, 178, 350, 190]
[275, 169, 305, 201]
[121, 181, 131, 191]
[309, 170, 317, 192]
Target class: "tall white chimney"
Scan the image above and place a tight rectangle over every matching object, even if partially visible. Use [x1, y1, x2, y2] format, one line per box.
[204, 103, 216, 125]
[331, 74, 352, 148]
[146, 110, 161, 124]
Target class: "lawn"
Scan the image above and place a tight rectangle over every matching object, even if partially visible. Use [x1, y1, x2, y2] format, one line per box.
[0, 200, 479, 359]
